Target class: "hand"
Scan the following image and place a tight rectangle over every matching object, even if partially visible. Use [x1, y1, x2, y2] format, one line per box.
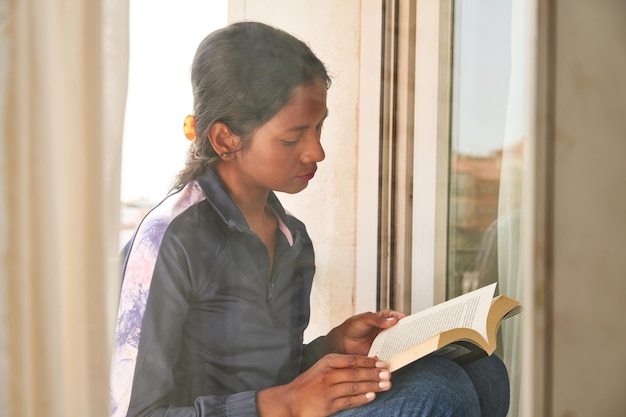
[256, 354, 392, 417]
[327, 309, 406, 356]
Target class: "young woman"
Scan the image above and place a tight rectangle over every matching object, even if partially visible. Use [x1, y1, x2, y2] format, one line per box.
[110, 21, 510, 417]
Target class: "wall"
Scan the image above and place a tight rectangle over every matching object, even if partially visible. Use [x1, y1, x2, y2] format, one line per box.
[527, 1, 626, 416]
[228, 1, 365, 339]
[551, 1, 626, 415]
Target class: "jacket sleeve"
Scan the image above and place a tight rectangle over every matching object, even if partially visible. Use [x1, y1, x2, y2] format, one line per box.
[300, 336, 329, 372]
[111, 224, 259, 417]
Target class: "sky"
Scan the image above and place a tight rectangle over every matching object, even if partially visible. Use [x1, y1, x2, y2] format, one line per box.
[451, 0, 531, 157]
[121, 0, 227, 203]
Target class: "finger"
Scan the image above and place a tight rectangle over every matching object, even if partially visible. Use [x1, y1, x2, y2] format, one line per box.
[356, 311, 401, 331]
[354, 312, 397, 330]
[327, 365, 392, 386]
[330, 379, 393, 412]
[376, 309, 406, 320]
[322, 353, 387, 370]
[331, 392, 377, 414]
[334, 379, 392, 399]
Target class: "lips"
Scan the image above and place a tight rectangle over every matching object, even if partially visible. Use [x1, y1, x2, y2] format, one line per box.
[297, 169, 316, 181]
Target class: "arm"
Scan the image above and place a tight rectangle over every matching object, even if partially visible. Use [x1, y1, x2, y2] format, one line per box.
[111, 228, 258, 417]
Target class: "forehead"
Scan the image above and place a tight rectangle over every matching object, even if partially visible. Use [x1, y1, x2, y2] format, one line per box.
[249, 78, 328, 140]
[285, 77, 327, 104]
[273, 79, 328, 121]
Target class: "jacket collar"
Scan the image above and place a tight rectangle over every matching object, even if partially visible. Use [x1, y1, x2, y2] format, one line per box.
[195, 167, 291, 233]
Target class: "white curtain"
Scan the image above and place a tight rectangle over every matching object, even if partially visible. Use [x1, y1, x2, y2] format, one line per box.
[0, 0, 128, 416]
[498, 1, 533, 416]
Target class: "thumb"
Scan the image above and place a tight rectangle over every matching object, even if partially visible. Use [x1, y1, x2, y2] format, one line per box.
[375, 309, 406, 329]
[377, 316, 399, 330]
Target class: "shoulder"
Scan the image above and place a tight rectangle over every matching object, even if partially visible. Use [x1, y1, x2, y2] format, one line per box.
[125, 185, 227, 263]
[155, 198, 229, 255]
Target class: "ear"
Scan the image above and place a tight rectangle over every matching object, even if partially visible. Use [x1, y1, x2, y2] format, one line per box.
[208, 122, 240, 158]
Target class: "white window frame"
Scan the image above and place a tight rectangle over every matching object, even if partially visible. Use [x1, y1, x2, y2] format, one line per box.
[410, 0, 453, 311]
[356, 0, 453, 314]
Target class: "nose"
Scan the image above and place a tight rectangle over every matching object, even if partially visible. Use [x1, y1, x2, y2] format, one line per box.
[302, 135, 325, 164]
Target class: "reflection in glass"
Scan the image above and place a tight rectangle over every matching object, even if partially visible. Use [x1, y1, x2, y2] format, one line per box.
[447, 1, 531, 416]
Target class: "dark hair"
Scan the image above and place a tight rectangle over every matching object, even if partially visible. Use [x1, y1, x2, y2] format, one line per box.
[173, 21, 331, 189]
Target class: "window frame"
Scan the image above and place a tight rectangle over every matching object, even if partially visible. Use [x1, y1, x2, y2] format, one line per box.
[356, 0, 453, 314]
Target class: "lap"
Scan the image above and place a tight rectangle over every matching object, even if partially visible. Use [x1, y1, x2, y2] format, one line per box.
[331, 354, 510, 417]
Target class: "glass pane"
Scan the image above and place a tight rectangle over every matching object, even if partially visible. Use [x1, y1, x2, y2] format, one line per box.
[447, 1, 531, 416]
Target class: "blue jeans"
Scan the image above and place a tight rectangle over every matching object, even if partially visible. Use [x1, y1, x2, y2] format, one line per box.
[332, 354, 510, 417]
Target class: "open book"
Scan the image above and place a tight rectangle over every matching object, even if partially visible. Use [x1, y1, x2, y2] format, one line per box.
[368, 283, 521, 372]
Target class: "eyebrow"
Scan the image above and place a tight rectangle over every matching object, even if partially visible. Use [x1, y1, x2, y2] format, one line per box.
[285, 109, 329, 132]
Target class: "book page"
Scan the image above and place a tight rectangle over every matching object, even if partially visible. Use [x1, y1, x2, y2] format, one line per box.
[369, 283, 496, 360]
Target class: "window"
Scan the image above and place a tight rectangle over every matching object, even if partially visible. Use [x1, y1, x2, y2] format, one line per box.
[382, 2, 533, 415]
[447, 1, 531, 415]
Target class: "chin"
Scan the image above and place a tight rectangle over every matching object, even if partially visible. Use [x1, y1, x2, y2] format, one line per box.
[277, 183, 309, 195]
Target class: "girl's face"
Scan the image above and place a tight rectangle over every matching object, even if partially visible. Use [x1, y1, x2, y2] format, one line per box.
[233, 78, 328, 194]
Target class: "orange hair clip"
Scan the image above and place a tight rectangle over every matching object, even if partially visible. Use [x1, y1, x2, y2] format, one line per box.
[183, 115, 196, 141]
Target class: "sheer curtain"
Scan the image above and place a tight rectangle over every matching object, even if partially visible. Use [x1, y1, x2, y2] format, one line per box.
[0, 1, 128, 416]
[446, 1, 531, 416]
[498, 1, 533, 416]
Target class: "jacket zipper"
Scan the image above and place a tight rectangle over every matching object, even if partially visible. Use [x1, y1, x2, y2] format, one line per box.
[245, 229, 302, 343]
[266, 263, 302, 344]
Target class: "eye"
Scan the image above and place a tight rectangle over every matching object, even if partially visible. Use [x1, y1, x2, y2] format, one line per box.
[281, 138, 300, 147]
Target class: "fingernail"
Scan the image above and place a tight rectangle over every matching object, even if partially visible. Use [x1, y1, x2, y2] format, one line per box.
[379, 371, 390, 379]
[365, 392, 376, 400]
[378, 381, 391, 389]
[375, 361, 387, 368]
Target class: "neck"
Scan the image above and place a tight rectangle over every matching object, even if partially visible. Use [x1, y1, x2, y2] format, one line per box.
[215, 163, 271, 223]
